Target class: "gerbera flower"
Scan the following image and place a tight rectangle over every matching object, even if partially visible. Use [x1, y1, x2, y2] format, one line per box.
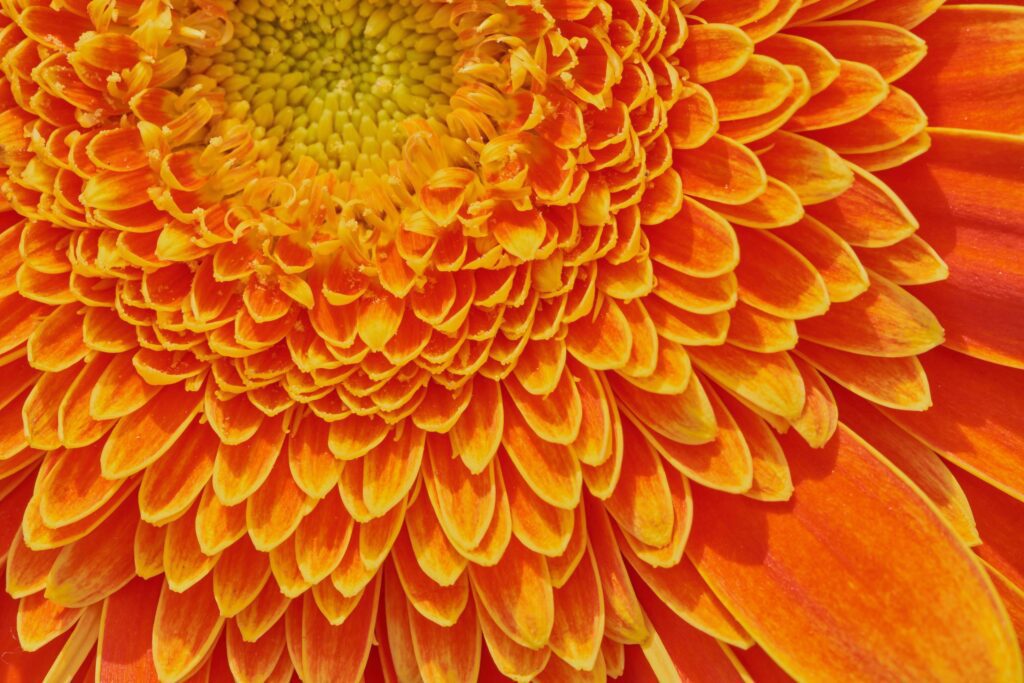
[0, 0, 1022, 679]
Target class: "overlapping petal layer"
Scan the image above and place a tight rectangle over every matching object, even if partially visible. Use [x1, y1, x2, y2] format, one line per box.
[0, 0, 1022, 680]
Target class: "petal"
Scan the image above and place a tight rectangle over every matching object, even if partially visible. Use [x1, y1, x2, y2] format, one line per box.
[878, 128, 1024, 368]
[100, 383, 203, 478]
[226, 619, 286, 683]
[213, 412, 286, 505]
[96, 578, 162, 682]
[212, 536, 272, 618]
[449, 377, 503, 473]
[602, 418, 674, 548]
[899, 6, 1024, 134]
[881, 348, 1024, 501]
[423, 436, 496, 551]
[46, 497, 136, 608]
[583, 497, 649, 645]
[688, 425, 1021, 681]
[797, 340, 930, 410]
[294, 491, 353, 584]
[153, 577, 224, 681]
[469, 539, 554, 649]
[833, 384, 978, 545]
[548, 546, 604, 671]
[407, 578, 482, 683]
[301, 575, 380, 683]
[797, 273, 943, 357]
[734, 227, 829, 320]
[501, 398, 582, 509]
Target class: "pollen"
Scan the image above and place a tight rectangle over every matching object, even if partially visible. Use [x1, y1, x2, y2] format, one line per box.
[202, 0, 459, 179]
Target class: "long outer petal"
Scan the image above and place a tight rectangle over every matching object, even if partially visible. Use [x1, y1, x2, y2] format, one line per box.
[688, 424, 1021, 681]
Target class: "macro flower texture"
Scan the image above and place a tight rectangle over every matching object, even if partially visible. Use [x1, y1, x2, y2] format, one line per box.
[1, 0, 1023, 679]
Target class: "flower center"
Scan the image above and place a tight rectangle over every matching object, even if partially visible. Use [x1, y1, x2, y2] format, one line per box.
[208, 0, 459, 179]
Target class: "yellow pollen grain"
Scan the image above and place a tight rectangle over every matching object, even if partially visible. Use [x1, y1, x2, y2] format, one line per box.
[198, 0, 458, 180]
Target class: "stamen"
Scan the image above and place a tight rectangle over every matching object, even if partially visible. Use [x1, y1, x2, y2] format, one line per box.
[198, 0, 459, 179]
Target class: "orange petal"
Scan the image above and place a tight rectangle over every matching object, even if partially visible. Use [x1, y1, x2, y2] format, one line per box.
[773, 215, 868, 304]
[622, 545, 751, 647]
[676, 23, 754, 84]
[758, 131, 853, 205]
[602, 419, 674, 547]
[16, 592, 82, 652]
[226, 619, 285, 683]
[900, 6, 1024, 134]
[785, 354, 839, 448]
[234, 577, 290, 643]
[294, 491, 353, 584]
[881, 348, 1024, 501]
[26, 304, 88, 373]
[89, 352, 160, 421]
[548, 546, 604, 670]
[423, 435, 496, 551]
[476, 591, 550, 680]
[501, 399, 582, 509]
[797, 273, 943, 357]
[786, 60, 888, 131]
[328, 414, 389, 461]
[701, 177, 804, 229]
[797, 340, 930, 410]
[38, 442, 123, 528]
[787, 20, 926, 82]
[404, 486, 468, 587]
[646, 197, 738, 278]
[96, 578, 162, 682]
[688, 425, 1021, 681]
[608, 372, 717, 445]
[734, 227, 829, 320]
[566, 295, 633, 371]
[690, 345, 806, 420]
[674, 134, 767, 205]
[153, 576, 225, 681]
[505, 368, 582, 445]
[634, 577, 749, 682]
[100, 383, 202, 478]
[45, 495, 137, 607]
[163, 500, 219, 593]
[565, 361, 613, 467]
[583, 497, 649, 645]
[407, 578, 482, 683]
[194, 481, 246, 557]
[213, 412, 286, 505]
[301, 574, 380, 683]
[57, 356, 115, 448]
[138, 422, 217, 525]
[246, 450, 311, 551]
[469, 539, 554, 649]
[6, 529, 59, 599]
[503, 456, 574, 557]
[807, 164, 917, 248]
[391, 527, 468, 627]
[362, 424, 424, 516]
[133, 520, 166, 580]
[951, 468, 1024, 589]
[834, 384, 978, 545]
[878, 128, 1024, 367]
[22, 364, 80, 451]
[287, 414, 340, 499]
[855, 234, 947, 286]
[212, 536, 272, 618]
[449, 377, 503, 474]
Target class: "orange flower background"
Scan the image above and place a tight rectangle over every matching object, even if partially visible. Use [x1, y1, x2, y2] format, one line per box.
[0, 0, 1023, 679]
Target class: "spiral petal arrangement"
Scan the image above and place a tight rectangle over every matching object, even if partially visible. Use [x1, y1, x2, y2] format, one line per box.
[0, 0, 1022, 680]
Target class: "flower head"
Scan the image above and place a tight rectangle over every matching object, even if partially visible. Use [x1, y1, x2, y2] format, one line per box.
[0, 0, 1022, 680]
